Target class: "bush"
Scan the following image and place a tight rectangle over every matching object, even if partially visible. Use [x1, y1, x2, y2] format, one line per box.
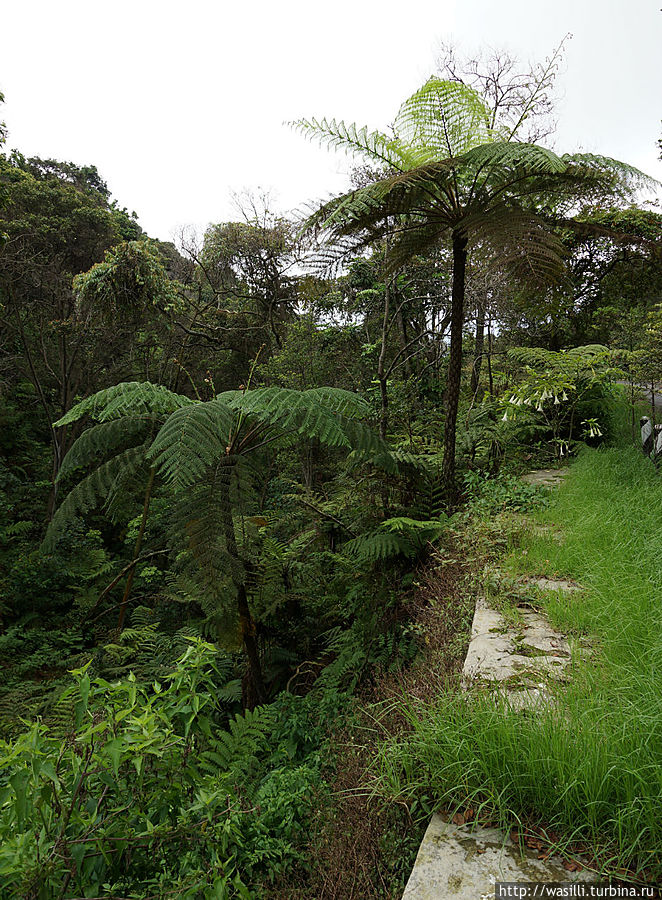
[0, 640, 325, 899]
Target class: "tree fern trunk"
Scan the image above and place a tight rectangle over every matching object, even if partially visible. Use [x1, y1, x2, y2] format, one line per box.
[117, 466, 156, 631]
[222, 501, 267, 708]
[441, 233, 467, 505]
[237, 583, 266, 709]
[377, 272, 391, 440]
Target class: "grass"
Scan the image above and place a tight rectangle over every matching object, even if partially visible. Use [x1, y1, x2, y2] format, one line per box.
[374, 446, 662, 884]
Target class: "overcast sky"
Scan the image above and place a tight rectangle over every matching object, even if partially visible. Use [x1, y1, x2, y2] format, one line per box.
[2, 0, 660, 242]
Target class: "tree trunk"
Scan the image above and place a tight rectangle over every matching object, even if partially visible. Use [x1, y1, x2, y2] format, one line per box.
[470, 300, 486, 399]
[486, 317, 494, 398]
[222, 501, 266, 708]
[237, 583, 267, 708]
[396, 300, 412, 377]
[117, 466, 156, 631]
[441, 233, 468, 506]
[377, 277, 391, 440]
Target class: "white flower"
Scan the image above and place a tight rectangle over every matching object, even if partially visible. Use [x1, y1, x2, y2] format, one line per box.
[554, 395, 560, 405]
[562, 391, 568, 400]
[502, 411, 509, 422]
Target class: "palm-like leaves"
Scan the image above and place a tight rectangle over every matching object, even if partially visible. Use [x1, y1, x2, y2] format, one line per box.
[49, 381, 395, 701]
[293, 76, 657, 498]
[49, 381, 394, 569]
[294, 77, 655, 280]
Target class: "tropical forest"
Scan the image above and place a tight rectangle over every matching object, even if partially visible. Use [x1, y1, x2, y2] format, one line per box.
[1, 36, 662, 900]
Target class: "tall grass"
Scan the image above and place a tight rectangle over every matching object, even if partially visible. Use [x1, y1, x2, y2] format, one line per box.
[376, 448, 662, 882]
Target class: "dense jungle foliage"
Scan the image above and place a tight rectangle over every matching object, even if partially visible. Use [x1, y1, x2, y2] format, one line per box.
[0, 56, 661, 898]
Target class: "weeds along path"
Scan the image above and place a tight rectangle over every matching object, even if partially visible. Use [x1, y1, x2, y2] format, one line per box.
[383, 451, 662, 894]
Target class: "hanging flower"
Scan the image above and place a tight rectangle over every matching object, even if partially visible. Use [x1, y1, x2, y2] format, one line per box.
[502, 411, 509, 422]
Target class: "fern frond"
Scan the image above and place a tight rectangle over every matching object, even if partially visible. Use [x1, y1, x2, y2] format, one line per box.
[562, 152, 659, 196]
[393, 77, 494, 160]
[342, 531, 405, 563]
[229, 387, 396, 471]
[343, 516, 446, 564]
[44, 445, 148, 549]
[148, 399, 234, 489]
[205, 705, 277, 779]
[57, 416, 151, 482]
[55, 382, 193, 427]
[289, 117, 409, 171]
[462, 141, 567, 179]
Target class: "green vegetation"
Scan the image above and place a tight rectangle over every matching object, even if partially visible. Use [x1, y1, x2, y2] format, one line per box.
[1, 49, 662, 898]
[376, 447, 662, 883]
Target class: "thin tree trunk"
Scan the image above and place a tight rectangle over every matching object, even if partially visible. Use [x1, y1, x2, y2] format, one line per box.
[377, 276, 391, 440]
[396, 301, 411, 376]
[222, 500, 266, 708]
[117, 466, 156, 631]
[441, 233, 468, 506]
[237, 583, 266, 708]
[470, 300, 486, 399]
[487, 317, 494, 398]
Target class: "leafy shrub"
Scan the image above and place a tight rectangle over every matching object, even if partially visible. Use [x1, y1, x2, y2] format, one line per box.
[463, 471, 548, 515]
[0, 640, 325, 899]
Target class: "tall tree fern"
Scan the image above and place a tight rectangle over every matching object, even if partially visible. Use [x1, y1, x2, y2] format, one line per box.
[293, 76, 657, 501]
[49, 382, 394, 705]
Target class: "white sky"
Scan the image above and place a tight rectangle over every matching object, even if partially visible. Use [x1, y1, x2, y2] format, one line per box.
[2, 0, 661, 242]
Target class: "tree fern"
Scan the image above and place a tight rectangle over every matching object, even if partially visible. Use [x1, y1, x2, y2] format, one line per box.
[295, 76, 658, 500]
[51, 381, 395, 705]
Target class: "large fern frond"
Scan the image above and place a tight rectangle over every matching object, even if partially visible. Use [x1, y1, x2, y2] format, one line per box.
[148, 400, 234, 489]
[289, 117, 410, 171]
[56, 416, 151, 483]
[55, 382, 193, 427]
[393, 77, 494, 160]
[44, 445, 148, 549]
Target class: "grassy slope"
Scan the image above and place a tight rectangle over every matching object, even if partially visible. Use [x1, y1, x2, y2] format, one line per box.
[376, 447, 662, 883]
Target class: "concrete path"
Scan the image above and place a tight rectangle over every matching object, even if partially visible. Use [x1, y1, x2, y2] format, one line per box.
[402, 470, 593, 898]
[520, 469, 568, 489]
[462, 596, 572, 707]
[402, 819, 593, 900]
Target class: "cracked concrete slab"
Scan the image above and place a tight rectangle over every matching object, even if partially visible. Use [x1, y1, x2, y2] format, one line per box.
[402, 468, 590, 898]
[520, 469, 568, 488]
[402, 818, 595, 899]
[462, 597, 572, 691]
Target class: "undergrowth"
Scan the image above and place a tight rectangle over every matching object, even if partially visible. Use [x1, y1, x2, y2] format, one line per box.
[374, 447, 662, 886]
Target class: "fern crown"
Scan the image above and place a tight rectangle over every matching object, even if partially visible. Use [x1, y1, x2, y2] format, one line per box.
[293, 77, 658, 284]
